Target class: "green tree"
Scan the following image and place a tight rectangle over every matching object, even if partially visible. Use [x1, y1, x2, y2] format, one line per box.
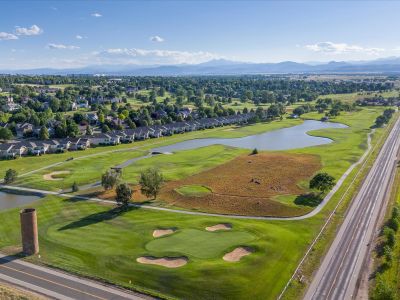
[49, 98, 60, 112]
[139, 168, 164, 199]
[102, 124, 111, 133]
[115, 183, 132, 207]
[85, 125, 93, 136]
[0, 127, 13, 140]
[101, 169, 120, 190]
[309, 173, 335, 193]
[39, 126, 49, 140]
[4, 169, 17, 184]
[375, 115, 387, 127]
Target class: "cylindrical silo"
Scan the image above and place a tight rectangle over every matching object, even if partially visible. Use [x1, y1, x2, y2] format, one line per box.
[20, 208, 39, 255]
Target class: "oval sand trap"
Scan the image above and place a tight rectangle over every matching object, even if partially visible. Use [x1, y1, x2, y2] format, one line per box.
[136, 256, 188, 268]
[206, 223, 232, 232]
[43, 171, 70, 181]
[153, 229, 175, 238]
[223, 247, 253, 262]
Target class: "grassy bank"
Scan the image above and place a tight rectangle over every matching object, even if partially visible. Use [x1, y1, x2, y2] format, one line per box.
[369, 162, 400, 299]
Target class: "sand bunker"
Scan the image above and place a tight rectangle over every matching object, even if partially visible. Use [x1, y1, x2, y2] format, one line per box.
[136, 256, 188, 268]
[206, 223, 232, 232]
[43, 171, 70, 181]
[223, 247, 253, 262]
[153, 229, 176, 238]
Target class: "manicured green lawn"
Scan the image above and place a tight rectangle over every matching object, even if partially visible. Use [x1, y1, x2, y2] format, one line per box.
[13, 150, 145, 191]
[0, 196, 318, 300]
[175, 185, 212, 197]
[122, 145, 246, 184]
[145, 228, 255, 259]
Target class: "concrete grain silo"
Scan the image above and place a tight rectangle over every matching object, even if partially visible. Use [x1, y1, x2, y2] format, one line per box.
[20, 208, 39, 255]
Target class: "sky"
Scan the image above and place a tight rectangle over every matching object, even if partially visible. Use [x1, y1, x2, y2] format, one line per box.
[1, 0, 400, 69]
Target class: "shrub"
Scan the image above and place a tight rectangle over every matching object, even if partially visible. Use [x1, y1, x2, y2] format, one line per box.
[384, 227, 396, 248]
[251, 148, 258, 155]
[4, 169, 17, 184]
[372, 275, 397, 300]
[387, 218, 399, 232]
[72, 182, 79, 192]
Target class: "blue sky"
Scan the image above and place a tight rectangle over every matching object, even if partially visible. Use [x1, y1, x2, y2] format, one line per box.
[1, 0, 400, 69]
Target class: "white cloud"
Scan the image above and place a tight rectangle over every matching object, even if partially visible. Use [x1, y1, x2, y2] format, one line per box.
[91, 12, 102, 17]
[94, 48, 223, 65]
[150, 35, 165, 42]
[15, 25, 43, 36]
[47, 43, 80, 50]
[305, 42, 384, 55]
[0, 32, 18, 40]
[76, 35, 83, 40]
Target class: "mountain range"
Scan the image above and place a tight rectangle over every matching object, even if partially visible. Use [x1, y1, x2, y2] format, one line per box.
[3, 57, 400, 76]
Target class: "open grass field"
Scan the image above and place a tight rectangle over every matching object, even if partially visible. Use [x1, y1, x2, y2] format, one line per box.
[13, 150, 145, 191]
[317, 90, 399, 104]
[159, 152, 321, 217]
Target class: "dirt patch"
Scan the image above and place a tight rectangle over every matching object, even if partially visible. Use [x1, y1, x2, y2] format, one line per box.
[160, 153, 321, 217]
[43, 171, 70, 181]
[223, 246, 253, 262]
[206, 223, 232, 232]
[136, 256, 188, 268]
[153, 229, 176, 238]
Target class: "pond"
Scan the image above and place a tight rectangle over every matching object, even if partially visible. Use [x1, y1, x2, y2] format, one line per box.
[152, 120, 347, 153]
[0, 190, 42, 211]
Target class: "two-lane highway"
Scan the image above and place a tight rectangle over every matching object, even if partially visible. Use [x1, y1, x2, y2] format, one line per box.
[305, 116, 400, 300]
[0, 253, 150, 300]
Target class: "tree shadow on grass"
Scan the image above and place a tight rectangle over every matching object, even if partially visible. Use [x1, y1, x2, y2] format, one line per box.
[58, 205, 137, 231]
[294, 193, 322, 207]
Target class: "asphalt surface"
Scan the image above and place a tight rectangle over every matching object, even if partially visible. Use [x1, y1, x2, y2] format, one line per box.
[304, 117, 400, 300]
[0, 253, 150, 300]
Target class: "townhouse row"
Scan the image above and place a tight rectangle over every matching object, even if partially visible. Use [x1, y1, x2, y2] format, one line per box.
[0, 113, 255, 159]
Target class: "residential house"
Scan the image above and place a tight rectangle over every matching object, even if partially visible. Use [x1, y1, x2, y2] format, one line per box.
[90, 133, 120, 145]
[87, 113, 99, 125]
[0, 143, 15, 159]
[2, 96, 21, 112]
[19, 141, 50, 156]
[15, 123, 33, 138]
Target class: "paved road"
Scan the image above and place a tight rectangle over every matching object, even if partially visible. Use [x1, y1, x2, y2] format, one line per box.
[0, 253, 150, 300]
[304, 117, 400, 300]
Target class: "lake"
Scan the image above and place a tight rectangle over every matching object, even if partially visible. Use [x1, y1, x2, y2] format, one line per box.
[0, 191, 42, 211]
[152, 120, 347, 153]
